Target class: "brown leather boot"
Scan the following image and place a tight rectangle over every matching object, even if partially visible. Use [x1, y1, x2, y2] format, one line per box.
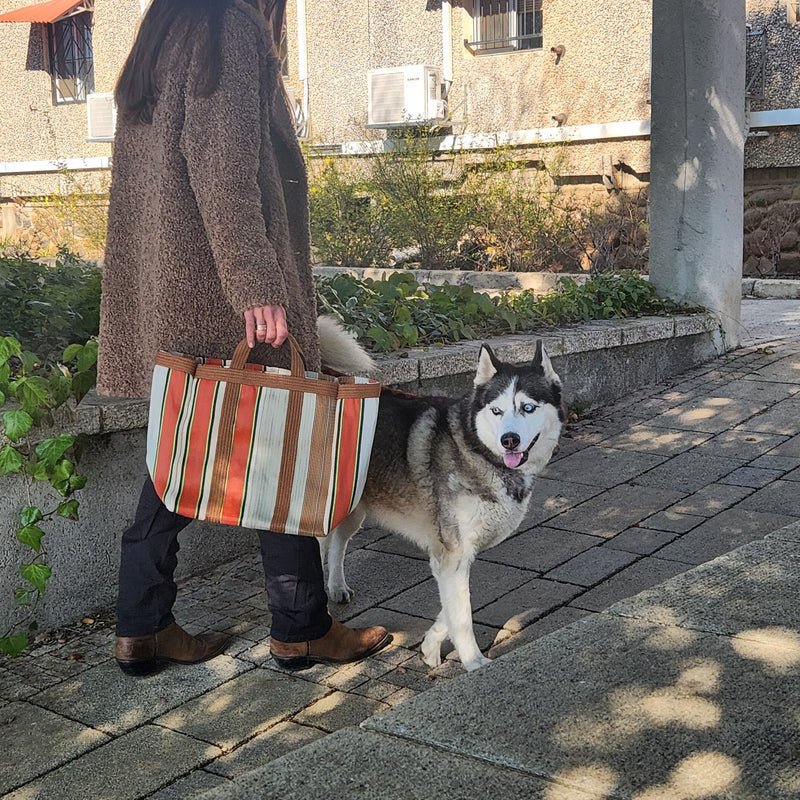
[114, 622, 229, 676]
[270, 619, 392, 671]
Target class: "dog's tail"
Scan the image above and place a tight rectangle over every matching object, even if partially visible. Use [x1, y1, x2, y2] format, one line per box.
[317, 316, 377, 377]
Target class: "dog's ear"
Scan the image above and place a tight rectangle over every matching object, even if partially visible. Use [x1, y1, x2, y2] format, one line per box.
[475, 343, 500, 386]
[533, 340, 561, 386]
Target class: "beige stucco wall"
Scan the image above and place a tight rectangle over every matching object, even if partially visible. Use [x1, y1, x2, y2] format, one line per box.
[451, 0, 652, 131]
[295, 0, 800, 178]
[0, 0, 798, 193]
[292, 0, 442, 142]
[0, 0, 140, 197]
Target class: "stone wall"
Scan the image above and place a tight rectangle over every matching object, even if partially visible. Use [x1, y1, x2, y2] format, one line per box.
[742, 167, 800, 276]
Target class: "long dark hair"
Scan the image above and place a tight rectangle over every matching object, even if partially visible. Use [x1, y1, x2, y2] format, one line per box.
[116, 0, 287, 125]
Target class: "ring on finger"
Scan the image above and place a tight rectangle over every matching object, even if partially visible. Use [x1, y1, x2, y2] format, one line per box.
[256, 324, 268, 331]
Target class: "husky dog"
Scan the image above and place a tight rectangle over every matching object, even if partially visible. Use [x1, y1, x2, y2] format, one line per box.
[319, 322, 565, 672]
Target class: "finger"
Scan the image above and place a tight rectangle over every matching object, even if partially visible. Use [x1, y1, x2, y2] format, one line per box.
[253, 306, 268, 343]
[271, 306, 288, 348]
[259, 306, 276, 345]
[244, 308, 256, 348]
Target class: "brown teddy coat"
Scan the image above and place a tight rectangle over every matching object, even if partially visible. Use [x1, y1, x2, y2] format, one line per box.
[97, 0, 320, 398]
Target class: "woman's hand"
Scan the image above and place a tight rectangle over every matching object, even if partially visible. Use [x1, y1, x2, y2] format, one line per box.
[244, 305, 288, 348]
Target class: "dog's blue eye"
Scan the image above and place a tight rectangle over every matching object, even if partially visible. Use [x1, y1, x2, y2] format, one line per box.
[491, 407, 503, 416]
[522, 403, 536, 413]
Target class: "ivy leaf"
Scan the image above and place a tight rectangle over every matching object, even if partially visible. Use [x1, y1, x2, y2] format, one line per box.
[57, 499, 80, 520]
[17, 524, 45, 553]
[76, 340, 98, 372]
[62, 343, 83, 362]
[20, 563, 51, 595]
[0, 389, 5, 406]
[13, 588, 33, 607]
[20, 506, 43, 527]
[18, 350, 40, 374]
[30, 458, 50, 481]
[71, 369, 96, 403]
[51, 459, 75, 496]
[16, 377, 52, 411]
[0, 445, 24, 476]
[48, 372, 72, 408]
[0, 633, 28, 658]
[69, 474, 87, 492]
[3, 409, 33, 442]
[0, 336, 22, 366]
[36, 434, 75, 467]
[367, 326, 395, 353]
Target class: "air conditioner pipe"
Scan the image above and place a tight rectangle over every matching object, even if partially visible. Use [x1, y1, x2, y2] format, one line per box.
[442, 0, 453, 86]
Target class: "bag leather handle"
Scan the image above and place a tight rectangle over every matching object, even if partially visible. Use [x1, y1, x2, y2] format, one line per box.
[229, 335, 307, 378]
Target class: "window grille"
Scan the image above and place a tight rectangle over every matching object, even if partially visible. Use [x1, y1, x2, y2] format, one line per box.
[49, 12, 95, 104]
[468, 0, 543, 53]
[278, 18, 289, 77]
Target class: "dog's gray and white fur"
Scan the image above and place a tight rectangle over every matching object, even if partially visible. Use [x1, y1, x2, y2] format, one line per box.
[318, 319, 565, 672]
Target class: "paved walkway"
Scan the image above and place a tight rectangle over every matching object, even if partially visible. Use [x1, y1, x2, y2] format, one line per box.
[2, 300, 800, 799]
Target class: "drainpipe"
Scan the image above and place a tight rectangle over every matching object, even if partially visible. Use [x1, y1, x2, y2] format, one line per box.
[442, 0, 453, 87]
[296, 0, 309, 134]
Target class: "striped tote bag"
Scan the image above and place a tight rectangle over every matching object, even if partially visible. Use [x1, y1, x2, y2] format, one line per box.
[146, 336, 380, 536]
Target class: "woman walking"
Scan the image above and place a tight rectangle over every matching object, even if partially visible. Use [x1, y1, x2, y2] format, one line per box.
[98, 0, 389, 675]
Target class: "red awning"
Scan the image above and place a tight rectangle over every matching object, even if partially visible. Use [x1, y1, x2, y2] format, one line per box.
[0, 0, 87, 23]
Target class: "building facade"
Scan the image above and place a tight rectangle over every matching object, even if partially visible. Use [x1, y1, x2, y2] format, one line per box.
[0, 0, 799, 263]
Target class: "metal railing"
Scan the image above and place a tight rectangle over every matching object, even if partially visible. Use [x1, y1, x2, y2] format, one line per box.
[463, 33, 543, 55]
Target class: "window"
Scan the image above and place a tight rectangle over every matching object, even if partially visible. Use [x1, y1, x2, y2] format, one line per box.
[789, 0, 800, 25]
[49, 11, 94, 104]
[471, 0, 543, 53]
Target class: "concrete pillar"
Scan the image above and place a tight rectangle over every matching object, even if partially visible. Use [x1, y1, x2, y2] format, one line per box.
[649, 0, 745, 349]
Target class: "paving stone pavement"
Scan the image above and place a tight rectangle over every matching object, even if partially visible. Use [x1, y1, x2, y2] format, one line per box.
[2, 308, 800, 799]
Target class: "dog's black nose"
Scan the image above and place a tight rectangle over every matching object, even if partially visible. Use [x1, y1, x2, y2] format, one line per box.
[501, 432, 520, 451]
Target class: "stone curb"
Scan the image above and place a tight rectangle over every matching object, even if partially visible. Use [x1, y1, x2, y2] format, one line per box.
[742, 277, 800, 299]
[25, 313, 719, 440]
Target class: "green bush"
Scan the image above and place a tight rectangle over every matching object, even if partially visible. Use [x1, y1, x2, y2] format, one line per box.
[309, 158, 391, 268]
[470, 149, 572, 272]
[0, 250, 101, 365]
[369, 134, 479, 269]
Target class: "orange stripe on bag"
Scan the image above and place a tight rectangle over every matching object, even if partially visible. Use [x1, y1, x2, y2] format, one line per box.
[329, 396, 363, 530]
[153, 370, 190, 499]
[175, 379, 218, 517]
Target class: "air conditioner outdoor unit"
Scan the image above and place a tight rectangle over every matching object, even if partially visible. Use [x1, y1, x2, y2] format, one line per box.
[86, 92, 116, 142]
[367, 65, 446, 127]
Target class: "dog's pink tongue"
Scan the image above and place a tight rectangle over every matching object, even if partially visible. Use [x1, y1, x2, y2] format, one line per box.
[504, 451, 524, 468]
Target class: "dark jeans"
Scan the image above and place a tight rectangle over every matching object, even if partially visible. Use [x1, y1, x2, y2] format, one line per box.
[116, 477, 332, 643]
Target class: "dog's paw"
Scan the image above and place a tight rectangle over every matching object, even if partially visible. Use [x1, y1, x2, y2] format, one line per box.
[462, 653, 492, 672]
[328, 583, 354, 604]
[420, 639, 442, 669]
